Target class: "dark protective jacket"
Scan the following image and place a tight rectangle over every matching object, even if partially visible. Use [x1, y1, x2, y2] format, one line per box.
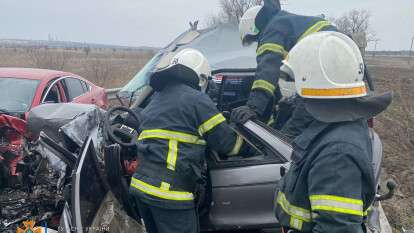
[279, 96, 315, 141]
[129, 83, 243, 210]
[248, 11, 337, 119]
[275, 119, 376, 232]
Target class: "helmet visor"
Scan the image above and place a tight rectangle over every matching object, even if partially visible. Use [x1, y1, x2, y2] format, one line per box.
[304, 91, 393, 123]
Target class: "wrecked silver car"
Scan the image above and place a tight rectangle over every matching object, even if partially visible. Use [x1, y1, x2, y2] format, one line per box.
[1, 25, 395, 233]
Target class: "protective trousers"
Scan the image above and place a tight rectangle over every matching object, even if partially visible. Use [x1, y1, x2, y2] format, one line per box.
[135, 197, 199, 233]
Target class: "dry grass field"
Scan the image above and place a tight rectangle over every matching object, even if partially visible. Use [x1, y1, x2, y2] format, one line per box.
[0, 47, 412, 231]
[366, 56, 414, 232]
[0, 47, 155, 88]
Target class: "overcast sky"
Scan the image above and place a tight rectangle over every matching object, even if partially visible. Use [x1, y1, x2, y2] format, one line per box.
[1, 0, 412, 50]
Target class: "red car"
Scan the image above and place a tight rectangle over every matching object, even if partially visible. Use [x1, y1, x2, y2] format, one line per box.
[0, 68, 108, 186]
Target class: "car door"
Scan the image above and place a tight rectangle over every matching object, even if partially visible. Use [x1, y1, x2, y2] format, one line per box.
[62, 77, 93, 105]
[204, 121, 292, 231]
[71, 136, 107, 233]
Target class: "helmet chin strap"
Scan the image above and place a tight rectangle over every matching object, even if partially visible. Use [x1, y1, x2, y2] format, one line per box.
[199, 75, 208, 93]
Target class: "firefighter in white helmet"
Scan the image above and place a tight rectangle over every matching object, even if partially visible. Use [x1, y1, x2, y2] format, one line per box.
[274, 31, 392, 233]
[129, 48, 244, 233]
[233, 0, 337, 139]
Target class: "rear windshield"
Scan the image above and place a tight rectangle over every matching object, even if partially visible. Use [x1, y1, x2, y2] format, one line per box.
[0, 78, 39, 113]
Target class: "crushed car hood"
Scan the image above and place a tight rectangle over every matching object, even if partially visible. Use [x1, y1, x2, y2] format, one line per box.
[27, 103, 104, 147]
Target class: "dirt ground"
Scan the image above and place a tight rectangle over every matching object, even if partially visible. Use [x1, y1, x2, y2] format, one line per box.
[365, 56, 414, 232]
[0, 48, 412, 231]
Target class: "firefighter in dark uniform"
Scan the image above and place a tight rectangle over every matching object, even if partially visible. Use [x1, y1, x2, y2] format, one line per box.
[232, 0, 337, 139]
[129, 48, 244, 233]
[273, 32, 393, 232]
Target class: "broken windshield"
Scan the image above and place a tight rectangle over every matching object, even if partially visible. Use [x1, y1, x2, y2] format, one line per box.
[120, 52, 163, 95]
[0, 78, 39, 113]
[120, 30, 202, 96]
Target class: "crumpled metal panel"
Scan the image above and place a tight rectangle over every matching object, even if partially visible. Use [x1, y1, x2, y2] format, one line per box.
[27, 103, 104, 146]
[33, 140, 67, 186]
[60, 106, 104, 148]
[0, 114, 26, 135]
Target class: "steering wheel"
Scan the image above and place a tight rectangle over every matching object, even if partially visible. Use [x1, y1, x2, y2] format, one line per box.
[104, 106, 140, 147]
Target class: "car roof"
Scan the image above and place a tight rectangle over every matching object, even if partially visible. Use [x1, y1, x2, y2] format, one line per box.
[0, 68, 76, 82]
[181, 24, 257, 70]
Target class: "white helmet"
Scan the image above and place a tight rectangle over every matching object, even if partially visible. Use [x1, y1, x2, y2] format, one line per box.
[281, 31, 367, 99]
[239, 5, 263, 46]
[151, 48, 211, 92]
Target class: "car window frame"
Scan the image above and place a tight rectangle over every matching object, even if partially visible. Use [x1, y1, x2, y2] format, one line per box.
[61, 76, 88, 101]
[47, 83, 62, 103]
[208, 120, 291, 169]
[41, 77, 67, 104]
[243, 120, 292, 162]
[81, 80, 91, 93]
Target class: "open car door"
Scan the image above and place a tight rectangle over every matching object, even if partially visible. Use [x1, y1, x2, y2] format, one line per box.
[71, 136, 107, 232]
[70, 136, 143, 233]
[202, 120, 292, 231]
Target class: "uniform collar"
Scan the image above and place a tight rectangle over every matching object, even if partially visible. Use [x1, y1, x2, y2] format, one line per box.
[292, 120, 331, 150]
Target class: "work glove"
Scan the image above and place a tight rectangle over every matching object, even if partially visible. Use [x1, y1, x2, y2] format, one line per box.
[230, 106, 258, 125]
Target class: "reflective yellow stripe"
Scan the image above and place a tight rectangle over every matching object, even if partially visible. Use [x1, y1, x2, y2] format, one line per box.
[277, 191, 312, 222]
[228, 135, 244, 156]
[310, 195, 363, 205]
[290, 217, 303, 231]
[139, 129, 206, 145]
[256, 43, 288, 57]
[166, 140, 178, 171]
[298, 20, 332, 41]
[310, 195, 364, 216]
[301, 86, 366, 97]
[198, 113, 226, 136]
[251, 80, 276, 95]
[131, 177, 194, 201]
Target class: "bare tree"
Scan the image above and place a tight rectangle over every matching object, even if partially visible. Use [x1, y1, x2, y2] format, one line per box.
[206, 0, 285, 27]
[83, 57, 115, 87]
[221, 0, 262, 24]
[206, 0, 262, 26]
[83, 46, 91, 56]
[26, 47, 72, 70]
[205, 12, 227, 27]
[334, 9, 377, 42]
